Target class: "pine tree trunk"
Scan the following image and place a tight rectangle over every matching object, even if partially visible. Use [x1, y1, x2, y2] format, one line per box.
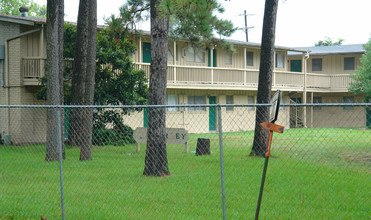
[80, 0, 97, 161]
[69, 0, 88, 147]
[251, 0, 278, 157]
[143, 0, 170, 176]
[58, 0, 65, 159]
[45, 0, 64, 161]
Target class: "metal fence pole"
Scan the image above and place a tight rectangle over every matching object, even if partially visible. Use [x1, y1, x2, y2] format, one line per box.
[57, 108, 65, 220]
[218, 105, 226, 220]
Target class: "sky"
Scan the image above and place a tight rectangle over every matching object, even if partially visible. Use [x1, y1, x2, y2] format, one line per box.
[34, 0, 371, 47]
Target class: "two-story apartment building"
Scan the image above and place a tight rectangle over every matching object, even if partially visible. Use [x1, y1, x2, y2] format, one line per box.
[125, 35, 368, 131]
[288, 44, 367, 128]
[0, 14, 47, 144]
[0, 13, 367, 144]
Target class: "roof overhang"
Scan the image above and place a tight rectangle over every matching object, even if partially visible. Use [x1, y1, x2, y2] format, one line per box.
[0, 14, 46, 26]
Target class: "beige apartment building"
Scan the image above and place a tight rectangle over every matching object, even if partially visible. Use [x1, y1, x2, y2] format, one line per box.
[0, 13, 368, 144]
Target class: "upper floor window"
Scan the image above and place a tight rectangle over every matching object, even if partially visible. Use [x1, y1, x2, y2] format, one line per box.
[185, 47, 205, 63]
[166, 95, 178, 112]
[344, 57, 355, 70]
[246, 51, 254, 66]
[343, 96, 354, 110]
[275, 53, 285, 68]
[312, 58, 322, 71]
[224, 51, 233, 65]
[226, 95, 233, 111]
[188, 95, 206, 111]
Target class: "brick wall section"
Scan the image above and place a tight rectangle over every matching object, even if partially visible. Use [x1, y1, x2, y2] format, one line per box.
[8, 39, 22, 87]
[0, 21, 21, 43]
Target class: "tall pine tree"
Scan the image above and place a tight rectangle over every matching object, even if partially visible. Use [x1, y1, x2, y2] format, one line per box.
[251, 0, 279, 157]
[45, 0, 64, 161]
[120, 0, 236, 176]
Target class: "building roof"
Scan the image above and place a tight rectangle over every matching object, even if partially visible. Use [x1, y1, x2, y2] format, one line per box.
[288, 44, 366, 56]
[226, 39, 308, 53]
[0, 13, 46, 25]
[1, 13, 360, 55]
[133, 30, 308, 53]
[0, 14, 108, 29]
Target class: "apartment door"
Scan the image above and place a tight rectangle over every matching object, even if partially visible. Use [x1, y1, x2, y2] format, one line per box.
[64, 108, 70, 138]
[290, 60, 302, 72]
[143, 108, 148, 128]
[207, 48, 216, 67]
[143, 42, 151, 63]
[209, 96, 216, 131]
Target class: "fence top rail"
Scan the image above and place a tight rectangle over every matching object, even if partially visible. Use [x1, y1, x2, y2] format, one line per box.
[0, 103, 369, 109]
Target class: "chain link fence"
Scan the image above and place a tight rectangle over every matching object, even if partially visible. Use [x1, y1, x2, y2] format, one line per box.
[1, 104, 370, 219]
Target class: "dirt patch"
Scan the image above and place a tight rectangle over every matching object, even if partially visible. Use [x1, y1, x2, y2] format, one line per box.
[341, 154, 371, 164]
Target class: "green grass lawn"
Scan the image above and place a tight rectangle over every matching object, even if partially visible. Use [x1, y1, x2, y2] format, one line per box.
[0, 128, 370, 219]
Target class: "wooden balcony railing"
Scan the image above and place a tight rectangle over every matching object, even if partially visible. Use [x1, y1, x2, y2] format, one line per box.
[21, 58, 352, 92]
[22, 57, 46, 78]
[307, 73, 331, 89]
[22, 58, 74, 78]
[330, 74, 353, 90]
[134, 63, 308, 89]
[274, 71, 304, 88]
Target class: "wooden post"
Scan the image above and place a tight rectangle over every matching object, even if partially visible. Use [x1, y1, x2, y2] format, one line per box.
[174, 41, 177, 83]
[139, 37, 142, 69]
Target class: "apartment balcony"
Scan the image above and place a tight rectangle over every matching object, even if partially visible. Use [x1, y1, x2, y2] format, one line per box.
[134, 63, 353, 93]
[21, 58, 352, 92]
[22, 57, 73, 86]
[22, 57, 45, 86]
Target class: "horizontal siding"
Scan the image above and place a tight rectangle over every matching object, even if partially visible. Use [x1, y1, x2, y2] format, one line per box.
[305, 54, 362, 74]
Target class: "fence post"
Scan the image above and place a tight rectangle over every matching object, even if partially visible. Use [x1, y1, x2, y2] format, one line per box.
[217, 105, 226, 220]
[57, 108, 65, 220]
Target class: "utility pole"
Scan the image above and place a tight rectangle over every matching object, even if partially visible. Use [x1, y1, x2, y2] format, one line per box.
[241, 11, 255, 42]
[244, 10, 248, 42]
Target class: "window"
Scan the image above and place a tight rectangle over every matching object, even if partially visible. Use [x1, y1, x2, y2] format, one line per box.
[279, 96, 285, 110]
[344, 57, 355, 70]
[312, 58, 322, 71]
[166, 95, 178, 112]
[343, 96, 354, 110]
[275, 53, 285, 68]
[185, 47, 205, 63]
[168, 44, 179, 62]
[188, 95, 206, 111]
[226, 96, 233, 111]
[246, 51, 254, 66]
[313, 97, 322, 110]
[248, 96, 255, 111]
[224, 51, 233, 65]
